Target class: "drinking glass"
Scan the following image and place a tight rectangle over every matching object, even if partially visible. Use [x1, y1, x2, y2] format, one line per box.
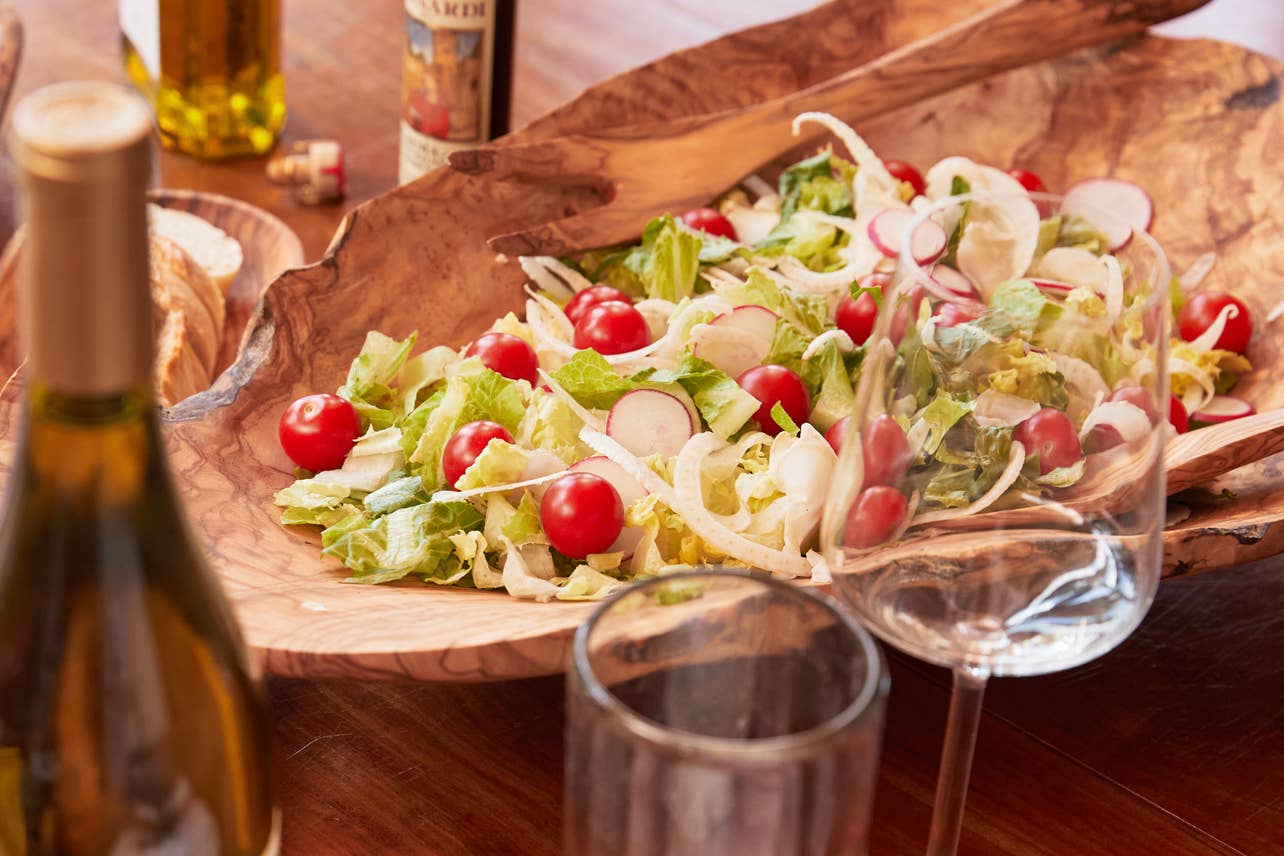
[565, 569, 888, 856]
[821, 192, 1170, 854]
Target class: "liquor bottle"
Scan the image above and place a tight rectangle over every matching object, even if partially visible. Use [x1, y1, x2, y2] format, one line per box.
[399, 0, 517, 184]
[120, 0, 285, 160]
[0, 82, 278, 855]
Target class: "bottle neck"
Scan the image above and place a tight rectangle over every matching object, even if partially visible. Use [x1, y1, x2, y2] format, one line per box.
[19, 381, 162, 507]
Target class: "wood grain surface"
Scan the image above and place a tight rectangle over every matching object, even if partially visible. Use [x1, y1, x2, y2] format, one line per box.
[7, 3, 1281, 684]
[3, 0, 1283, 853]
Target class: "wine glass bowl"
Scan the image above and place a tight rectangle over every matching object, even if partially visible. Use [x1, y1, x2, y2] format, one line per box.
[823, 191, 1170, 678]
[820, 190, 1171, 853]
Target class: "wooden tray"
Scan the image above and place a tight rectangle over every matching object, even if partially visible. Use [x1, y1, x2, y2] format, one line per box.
[1, 0, 1281, 682]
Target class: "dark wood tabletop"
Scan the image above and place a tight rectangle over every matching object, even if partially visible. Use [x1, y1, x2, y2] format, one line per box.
[9, 1, 1284, 853]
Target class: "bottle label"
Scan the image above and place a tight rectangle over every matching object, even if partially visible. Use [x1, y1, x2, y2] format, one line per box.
[119, 0, 160, 79]
[398, 1, 497, 184]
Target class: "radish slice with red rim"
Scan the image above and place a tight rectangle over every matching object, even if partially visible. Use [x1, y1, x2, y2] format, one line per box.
[1061, 178, 1153, 251]
[606, 388, 697, 458]
[1192, 395, 1255, 424]
[930, 265, 980, 300]
[1031, 278, 1077, 297]
[867, 208, 948, 264]
[710, 304, 779, 343]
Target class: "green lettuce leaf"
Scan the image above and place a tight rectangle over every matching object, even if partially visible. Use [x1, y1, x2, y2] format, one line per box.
[338, 331, 418, 429]
[517, 392, 592, 464]
[770, 401, 800, 435]
[363, 475, 427, 516]
[556, 565, 627, 601]
[549, 350, 635, 410]
[395, 344, 460, 418]
[754, 214, 839, 269]
[918, 392, 974, 456]
[623, 215, 702, 301]
[322, 500, 483, 585]
[275, 479, 361, 528]
[409, 362, 527, 489]
[777, 149, 855, 223]
[455, 439, 529, 491]
[501, 492, 545, 545]
[805, 338, 856, 431]
[988, 278, 1062, 339]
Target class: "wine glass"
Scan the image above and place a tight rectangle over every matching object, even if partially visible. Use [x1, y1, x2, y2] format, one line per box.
[821, 191, 1171, 854]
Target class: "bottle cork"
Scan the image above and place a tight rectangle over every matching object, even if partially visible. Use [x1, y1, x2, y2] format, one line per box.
[266, 140, 345, 204]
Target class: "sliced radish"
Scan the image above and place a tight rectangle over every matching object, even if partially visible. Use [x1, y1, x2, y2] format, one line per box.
[606, 389, 696, 458]
[1034, 247, 1108, 295]
[724, 206, 779, 246]
[868, 208, 948, 264]
[1031, 278, 1077, 297]
[710, 304, 779, 343]
[930, 265, 980, 300]
[690, 323, 770, 378]
[1061, 178, 1153, 251]
[1192, 395, 1255, 424]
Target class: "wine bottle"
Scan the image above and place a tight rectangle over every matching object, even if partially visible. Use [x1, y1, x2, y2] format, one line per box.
[399, 0, 517, 184]
[120, 0, 285, 160]
[0, 82, 278, 855]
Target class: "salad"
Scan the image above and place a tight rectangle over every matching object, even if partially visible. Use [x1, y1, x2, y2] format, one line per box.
[275, 111, 1256, 600]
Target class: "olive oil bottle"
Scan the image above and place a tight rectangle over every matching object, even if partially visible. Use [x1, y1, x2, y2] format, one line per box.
[0, 82, 278, 855]
[121, 0, 285, 159]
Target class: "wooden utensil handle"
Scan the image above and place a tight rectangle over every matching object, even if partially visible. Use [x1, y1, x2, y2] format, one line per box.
[725, 0, 1210, 160]
[1164, 408, 1284, 496]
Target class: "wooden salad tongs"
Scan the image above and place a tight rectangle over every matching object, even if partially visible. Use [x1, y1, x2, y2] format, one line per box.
[450, 0, 1210, 257]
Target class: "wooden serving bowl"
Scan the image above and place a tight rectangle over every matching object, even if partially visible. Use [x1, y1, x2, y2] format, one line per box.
[0, 0, 1281, 682]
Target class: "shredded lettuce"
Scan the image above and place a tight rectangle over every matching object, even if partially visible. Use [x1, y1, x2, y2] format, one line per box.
[776, 149, 854, 223]
[322, 501, 483, 585]
[623, 215, 702, 302]
[409, 362, 528, 489]
[338, 331, 419, 429]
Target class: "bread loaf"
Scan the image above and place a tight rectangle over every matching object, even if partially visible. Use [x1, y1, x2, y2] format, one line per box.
[148, 230, 232, 405]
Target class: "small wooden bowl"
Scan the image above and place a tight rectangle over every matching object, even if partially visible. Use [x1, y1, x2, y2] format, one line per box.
[148, 189, 305, 381]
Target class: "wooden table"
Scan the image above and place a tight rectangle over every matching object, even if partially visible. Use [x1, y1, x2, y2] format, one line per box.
[9, 1, 1284, 853]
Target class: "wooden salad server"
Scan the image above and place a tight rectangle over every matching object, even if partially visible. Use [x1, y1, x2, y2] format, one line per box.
[450, 0, 1210, 257]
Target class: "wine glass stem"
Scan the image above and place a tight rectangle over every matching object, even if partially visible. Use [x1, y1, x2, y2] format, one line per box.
[926, 667, 989, 856]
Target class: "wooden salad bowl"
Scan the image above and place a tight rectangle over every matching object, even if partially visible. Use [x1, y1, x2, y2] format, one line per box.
[0, 0, 1281, 682]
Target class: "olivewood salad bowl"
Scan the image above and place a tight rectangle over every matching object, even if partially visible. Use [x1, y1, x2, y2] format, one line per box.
[1, 0, 1282, 682]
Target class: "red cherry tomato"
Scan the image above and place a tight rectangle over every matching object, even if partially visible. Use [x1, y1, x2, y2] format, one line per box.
[863, 415, 914, 488]
[844, 486, 909, 549]
[465, 332, 539, 385]
[564, 285, 633, 326]
[934, 303, 980, 328]
[1168, 395, 1189, 434]
[835, 273, 889, 346]
[279, 393, 361, 473]
[680, 207, 738, 241]
[540, 473, 625, 559]
[1014, 408, 1083, 475]
[884, 160, 926, 197]
[738, 365, 811, 437]
[573, 301, 651, 355]
[442, 421, 514, 488]
[1008, 169, 1047, 193]
[1178, 291, 1252, 354]
[825, 415, 850, 453]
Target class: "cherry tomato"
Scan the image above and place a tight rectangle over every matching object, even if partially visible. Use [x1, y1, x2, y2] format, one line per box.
[1008, 169, 1047, 193]
[738, 365, 810, 437]
[863, 415, 914, 488]
[934, 302, 980, 328]
[564, 285, 633, 326]
[540, 472, 625, 559]
[825, 415, 850, 453]
[1178, 291, 1252, 354]
[844, 486, 909, 549]
[1088, 386, 1158, 452]
[279, 393, 361, 473]
[884, 160, 926, 197]
[680, 207, 738, 241]
[1169, 395, 1189, 434]
[442, 421, 514, 488]
[573, 301, 651, 355]
[1014, 408, 1083, 475]
[466, 332, 539, 384]
[836, 276, 882, 346]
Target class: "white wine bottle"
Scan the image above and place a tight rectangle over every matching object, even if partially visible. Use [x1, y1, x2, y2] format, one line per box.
[0, 82, 278, 855]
